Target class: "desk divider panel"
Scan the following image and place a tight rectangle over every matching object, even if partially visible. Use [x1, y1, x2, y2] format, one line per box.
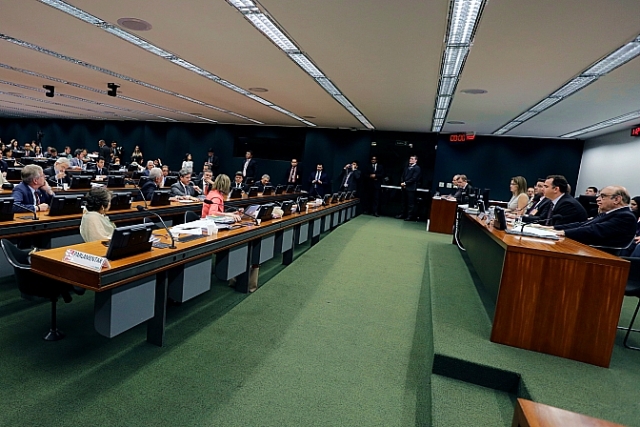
[251, 234, 275, 264]
[340, 209, 346, 223]
[346, 208, 352, 220]
[167, 257, 212, 303]
[311, 219, 322, 238]
[296, 222, 309, 245]
[322, 214, 332, 232]
[351, 206, 357, 217]
[332, 211, 340, 227]
[274, 228, 294, 254]
[94, 277, 156, 338]
[215, 244, 249, 280]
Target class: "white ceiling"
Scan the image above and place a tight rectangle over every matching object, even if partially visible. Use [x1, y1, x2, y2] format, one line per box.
[0, 0, 638, 140]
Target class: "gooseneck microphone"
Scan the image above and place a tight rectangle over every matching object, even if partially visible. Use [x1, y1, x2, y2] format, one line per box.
[520, 214, 563, 232]
[14, 202, 39, 220]
[136, 205, 176, 249]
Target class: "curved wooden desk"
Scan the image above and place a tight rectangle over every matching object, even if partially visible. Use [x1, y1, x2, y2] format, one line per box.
[459, 213, 629, 367]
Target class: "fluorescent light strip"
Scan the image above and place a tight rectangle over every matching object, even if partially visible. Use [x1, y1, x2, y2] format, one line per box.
[225, 0, 373, 129]
[431, 0, 487, 132]
[0, 94, 108, 119]
[561, 110, 640, 138]
[512, 111, 539, 122]
[0, 33, 259, 124]
[36, 0, 309, 126]
[494, 34, 640, 135]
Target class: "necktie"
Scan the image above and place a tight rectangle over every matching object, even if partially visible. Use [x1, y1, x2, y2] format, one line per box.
[545, 203, 554, 225]
[34, 190, 40, 207]
[373, 164, 376, 172]
[316, 171, 320, 181]
[289, 167, 296, 183]
[243, 160, 249, 176]
[343, 171, 352, 187]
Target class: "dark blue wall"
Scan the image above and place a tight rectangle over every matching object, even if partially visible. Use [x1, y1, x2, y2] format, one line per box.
[0, 119, 584, 200]
[432, 135, 585, 200]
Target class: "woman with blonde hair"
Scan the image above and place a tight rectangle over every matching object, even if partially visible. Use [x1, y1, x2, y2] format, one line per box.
[201, 174, 241, 221]
[507, 176, 529, 214]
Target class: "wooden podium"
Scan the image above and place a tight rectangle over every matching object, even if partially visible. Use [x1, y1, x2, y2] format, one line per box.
[429, 197, 458, 234]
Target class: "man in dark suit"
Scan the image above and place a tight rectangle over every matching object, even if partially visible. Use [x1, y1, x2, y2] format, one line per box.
[170, 169, 202, 200]
[205, 148, 220, 176]
[12, 164, 55, 213]
[337, 161, 361, 193]
[554, 186, 636, 248]
[452, 175, 473, 204]
[241, 150, 257, 184]
[542, 175, 588, 226]
[396, 155, 421, 221]
[364, 156, 384, 216]
[138, 167, 162, 202]
[309, 164, 328, 197]
[255, 174, 272, 193]
[284, 158, 302, 185]
[43, 157, 71, 187]
[98, 139, 111, 163]
[522, 178, 552, 222]
[94, 157, 109, 177]
[231, 171, 248, 192]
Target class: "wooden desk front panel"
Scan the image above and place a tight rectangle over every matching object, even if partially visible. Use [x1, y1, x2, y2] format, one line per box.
[429, 198, 457, 234]
[494, 250, 627, 367]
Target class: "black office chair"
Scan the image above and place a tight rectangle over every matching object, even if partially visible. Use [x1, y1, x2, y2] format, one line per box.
[591, 236, 636, 256]
[617, 256, 640, 350]
[184, 210, 199, 223]
[1, 239, 76, 341]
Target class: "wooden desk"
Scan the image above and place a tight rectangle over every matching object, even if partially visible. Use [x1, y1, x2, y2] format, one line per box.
[459, 214, 629, 367]
[31, 200, 358, 346]
[512, 398, 625, 427]
[429, 197, 457, 234]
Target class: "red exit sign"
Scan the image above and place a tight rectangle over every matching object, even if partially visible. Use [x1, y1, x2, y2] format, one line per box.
[449, 132, 476, 142]
[631, 125, 640, 137]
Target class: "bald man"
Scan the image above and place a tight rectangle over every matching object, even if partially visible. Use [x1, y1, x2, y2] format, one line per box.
[554, 185, 636, 249]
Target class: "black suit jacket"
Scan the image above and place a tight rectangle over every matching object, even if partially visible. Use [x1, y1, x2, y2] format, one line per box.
[242, 158, 257, 182]
[338, 168, 361, 192]
[0, 159, 8, 173]
[401, 164, 421, 191]
[453, 184, 474, 204]
[556, 207, 637, 248]
[100, 145, 112, 162]
[205, 155, 220, 176]
[284, 166, 303, 185]
[365, 163, 384, 188]
[138, 180, 158, 202]
[309, 171, 329, 196]
[548, 194, 588, 226]
[95, 167, 109, 176]
[43, 166, 71, 185]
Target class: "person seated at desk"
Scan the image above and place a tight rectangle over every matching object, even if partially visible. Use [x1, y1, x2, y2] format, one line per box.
[138, 167, 162, 202]
[620, 196, 640, 256]
[170, 169, 202, 200]
[506, 176, 529, 216]
[585, 186, 598, 196]
[255, 174, 271, 193]
[80, 187, 116, 242]
[201, 174, 241, 221]
[553, 186, 636, 248]
[43, 157, 71, 187]
[142, 160, 155, 176]
[94, 157, 109, 177]
[12, 164, 55, 213]
[541, 175, 588, 226]
[0, 149, 8, 174]
[444, 174, 472, 203]
[69, 148, 85, 170]
[231, 171, 248, 192]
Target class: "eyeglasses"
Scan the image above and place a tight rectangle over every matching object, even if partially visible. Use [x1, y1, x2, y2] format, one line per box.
[598, 193, 617, 199]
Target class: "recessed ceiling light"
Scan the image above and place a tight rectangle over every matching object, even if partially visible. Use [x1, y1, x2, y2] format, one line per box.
[460, 89, 487, 94]
[302, 115, 316, 119]
[117, 18, 152, 31]
[447, 120, 465, 124]
[248, 87, 268, 93]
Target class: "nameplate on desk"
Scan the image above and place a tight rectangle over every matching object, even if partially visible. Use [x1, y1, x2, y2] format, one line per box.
[63, 249, 110, 271]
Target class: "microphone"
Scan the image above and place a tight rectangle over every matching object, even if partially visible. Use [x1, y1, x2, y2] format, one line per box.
[521, 214, 563, 232]
[136, 205, 176, 249]
[14, 202, 38, 220]
[127, 178, 149, 209]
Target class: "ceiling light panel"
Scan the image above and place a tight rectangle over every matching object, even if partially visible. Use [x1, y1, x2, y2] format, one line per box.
[33, 0, 307, 125]
[561, 109, 640, 138]
[493, 33, 640, 136]
[431, 0, 487, 132]
[225, 0, 373, 129]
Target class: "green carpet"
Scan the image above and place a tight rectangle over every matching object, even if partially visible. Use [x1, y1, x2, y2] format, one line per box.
[0, 216, 433, 427]
[428, 238, 640, 426]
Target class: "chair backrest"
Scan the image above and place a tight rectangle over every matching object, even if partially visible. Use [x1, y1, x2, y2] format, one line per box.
[1, 239, 30, 268]
[184, 210, 199, 223]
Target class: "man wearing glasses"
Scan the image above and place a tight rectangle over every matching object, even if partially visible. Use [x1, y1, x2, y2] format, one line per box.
[553, 186, 636, 248]
[541, 175, 587, 226]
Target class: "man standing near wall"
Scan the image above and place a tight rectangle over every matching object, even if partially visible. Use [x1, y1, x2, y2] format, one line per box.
[364, 156, 384, 216]
[396, 155, 421, 221]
